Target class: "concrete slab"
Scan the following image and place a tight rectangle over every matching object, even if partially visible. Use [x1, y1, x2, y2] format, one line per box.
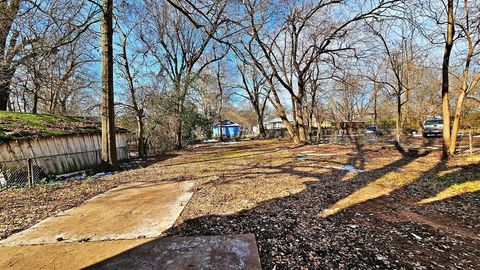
[87, 234, 262, 270]
[0, 181, 194, 246]
[0, 238, 151, 269]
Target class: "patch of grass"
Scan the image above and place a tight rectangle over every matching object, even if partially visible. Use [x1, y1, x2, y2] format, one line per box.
[417, 180, 480, 204]
[0, 111, 100, 141]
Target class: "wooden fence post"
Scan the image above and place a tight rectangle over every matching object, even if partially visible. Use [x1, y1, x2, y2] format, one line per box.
[27, 158, 33, 188]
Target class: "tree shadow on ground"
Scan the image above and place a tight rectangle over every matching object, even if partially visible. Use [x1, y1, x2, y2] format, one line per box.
[86, 143, 480, 269]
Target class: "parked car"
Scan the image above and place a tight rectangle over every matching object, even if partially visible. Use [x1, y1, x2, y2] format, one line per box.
[423, 118, 443, 137]
[365, 125, 382, 136]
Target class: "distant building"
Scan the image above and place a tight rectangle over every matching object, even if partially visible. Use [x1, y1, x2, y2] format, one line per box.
[265, 117, 333, 130]
[263, 118, 291, 138]
[263, 117, 366, 138]
[264, 118, 288, 130]
[212, 120, 243, 138]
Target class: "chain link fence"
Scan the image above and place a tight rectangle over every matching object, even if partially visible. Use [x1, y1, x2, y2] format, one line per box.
[0, 159, 32, 189]
[0, 147, 128, 190]
[314, 133, 387, 145]
[316, 133, 479, 153]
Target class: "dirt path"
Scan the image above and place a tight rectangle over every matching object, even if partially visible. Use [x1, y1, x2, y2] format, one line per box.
[0, 181, 194, 269]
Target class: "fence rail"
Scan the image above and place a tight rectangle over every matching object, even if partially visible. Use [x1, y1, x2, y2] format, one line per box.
[0, 147, 128, 190]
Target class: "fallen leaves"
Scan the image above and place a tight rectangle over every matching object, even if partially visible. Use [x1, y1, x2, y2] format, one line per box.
[1, 140, 479, 269]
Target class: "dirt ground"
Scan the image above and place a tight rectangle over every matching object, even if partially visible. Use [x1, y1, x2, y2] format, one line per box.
[1, 139, 479, 269]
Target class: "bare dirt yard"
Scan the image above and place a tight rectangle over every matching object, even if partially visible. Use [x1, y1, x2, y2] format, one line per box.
[1, 139, 479, 269]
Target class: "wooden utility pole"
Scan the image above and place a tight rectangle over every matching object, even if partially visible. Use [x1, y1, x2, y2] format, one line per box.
[101, 0, 118, 169]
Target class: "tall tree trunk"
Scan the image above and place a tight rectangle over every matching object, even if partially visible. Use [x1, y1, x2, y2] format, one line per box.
[176, 100, 184, 149]
[403, 45, 411, 128]
[0, 69, 14, 111]
[293, 96, 307, 143]
[258, 117, 266, 138]
[254, 105, 266, 138]
[216, 75, 223, 141]
[442, 0, 455, 160]
[373, 82, 378, 126]
[176, 121, 183, 148]
[0, 0, 21, 111]
[32, 76, 40, 114]
[267, 82, 300, 144]
[136, 112, 146, 158]
[448, 91, 465, 156]
[32, 91, 38, 114]
[48, 92, 55, 114]
[60, 99, 68, 114]
[100, 0, 118, 169]
[395, 91, 403, 151]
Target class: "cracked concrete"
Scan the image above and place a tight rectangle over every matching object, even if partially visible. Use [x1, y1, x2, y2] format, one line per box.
[0, 181, 193, 246]
[0, 181, 262, 270]
[0, 181, 194, 269]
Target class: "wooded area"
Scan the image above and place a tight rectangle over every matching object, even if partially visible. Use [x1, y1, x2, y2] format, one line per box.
[1, 0, 479, 162]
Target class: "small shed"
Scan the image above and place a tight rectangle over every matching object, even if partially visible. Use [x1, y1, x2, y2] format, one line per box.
[0, 112, 128, 187]
[213, 120, 243, 138]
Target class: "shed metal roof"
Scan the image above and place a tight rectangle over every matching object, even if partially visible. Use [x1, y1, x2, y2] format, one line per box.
[213, 119, 242, 127]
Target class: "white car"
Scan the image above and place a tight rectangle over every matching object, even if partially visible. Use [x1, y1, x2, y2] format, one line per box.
[423, 119, 443, 137]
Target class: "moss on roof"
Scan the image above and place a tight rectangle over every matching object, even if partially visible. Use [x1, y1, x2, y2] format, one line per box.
[0, 111, 102, 142]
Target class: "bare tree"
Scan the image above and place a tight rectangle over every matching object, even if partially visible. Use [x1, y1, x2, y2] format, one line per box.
[0, 0, 98, 110]
[140, 0, 228, 148]
[447, 0, 480, 156]
[418, 0, 480, 158]
[235, 62, 270, 138]
[240, 0, 401, 144]
[364, 60, 386, 126]
[367, 18, 425, 150]
[331, 74, 372, 123]
[114, 3, 148, 158]
[441, 0, 455, 159]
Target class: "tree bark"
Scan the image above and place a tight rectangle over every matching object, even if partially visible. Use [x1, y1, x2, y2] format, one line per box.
[293, 96, 307, 143]
[176, 121, 183, 149]
[0, 83, 10, 111]
[442, 0, 454, 160]
[257, 110, 266, 138]
[0, 0, 20, 111]
[448, 90, 465, 156]
[31, 71, 40, 114]
[394, 87, 405, 154]
[396, 94, 402, 144]
[176, 100, 184, 149]
[373, 81, 378, 126]
[32, 91, 38, 114]
[0, 69, 14, 111]
[271, 89, 299, 144]
[136, 112, 146, 158]
[100, 0, 118, 169]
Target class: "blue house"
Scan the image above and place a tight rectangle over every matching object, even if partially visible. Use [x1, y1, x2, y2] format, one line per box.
[213, 120, 243, 138]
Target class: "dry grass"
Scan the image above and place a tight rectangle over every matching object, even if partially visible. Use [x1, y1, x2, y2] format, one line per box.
[1, 139, 479, 268]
